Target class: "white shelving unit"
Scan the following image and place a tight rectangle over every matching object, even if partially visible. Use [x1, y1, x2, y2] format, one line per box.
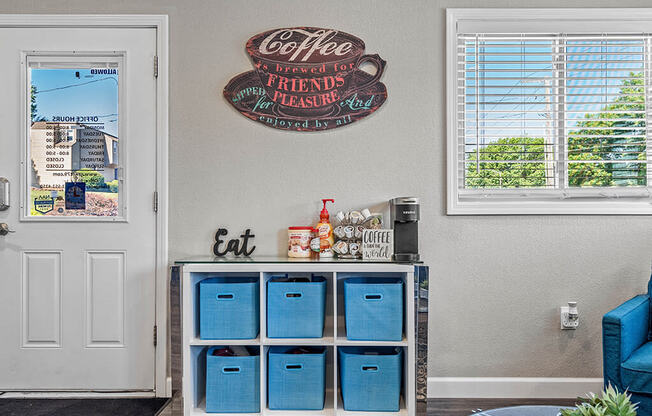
[180, 260, 416, 416]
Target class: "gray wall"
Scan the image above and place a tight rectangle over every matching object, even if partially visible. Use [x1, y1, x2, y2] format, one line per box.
[4, 0, 652, 380]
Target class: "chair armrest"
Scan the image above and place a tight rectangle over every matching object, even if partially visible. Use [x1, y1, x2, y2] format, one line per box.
[603, 294, 650, 389]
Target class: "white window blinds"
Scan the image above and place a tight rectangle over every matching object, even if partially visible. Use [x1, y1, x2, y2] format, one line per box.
[457, 33, 651, 199]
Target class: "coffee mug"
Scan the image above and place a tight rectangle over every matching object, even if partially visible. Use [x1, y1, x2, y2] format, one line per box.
[246, 27, 386, 113]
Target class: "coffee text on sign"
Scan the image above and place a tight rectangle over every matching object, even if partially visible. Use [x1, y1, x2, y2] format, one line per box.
[258, 29, 353, 62]
[362, 229, 394, 260]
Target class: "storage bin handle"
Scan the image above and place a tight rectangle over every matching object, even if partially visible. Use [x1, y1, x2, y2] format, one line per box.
[361, 365, 379, 372]
[364, 293, 383, 301]
[216, 293, 235, 301]
[222, 366, 241, 374]
[285, 364, 303, 371]
[285, 292, 303, 298]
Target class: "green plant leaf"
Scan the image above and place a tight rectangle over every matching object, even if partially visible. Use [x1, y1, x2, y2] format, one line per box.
[562, 385, 637, 416]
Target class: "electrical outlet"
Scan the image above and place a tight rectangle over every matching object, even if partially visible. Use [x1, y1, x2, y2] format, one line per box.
[560, 306, 579, 330]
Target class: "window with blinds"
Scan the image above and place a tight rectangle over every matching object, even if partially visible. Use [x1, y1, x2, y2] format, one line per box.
[457, 33, 651, 200]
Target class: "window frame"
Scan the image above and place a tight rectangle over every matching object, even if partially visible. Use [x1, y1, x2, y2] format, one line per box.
[447, 8, 652, 215]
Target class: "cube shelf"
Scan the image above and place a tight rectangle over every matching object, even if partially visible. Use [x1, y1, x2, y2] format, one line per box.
[181, 262, 416, 416]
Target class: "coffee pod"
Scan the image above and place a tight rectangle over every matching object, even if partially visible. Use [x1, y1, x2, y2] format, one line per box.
[344, 225, 354, 238]
[334, 225, 346, 239]
[333, 240, 348, 255]
[364, 214, 383, 229]
[332, 241, 341, 254]
[335, 211, 345, 223]
[349, 242, 360, 256]
[361, 208, 371, 219]
[350, 211, 363, 224]
[355, 226, 364, 239]
[310, 237, 321, 253]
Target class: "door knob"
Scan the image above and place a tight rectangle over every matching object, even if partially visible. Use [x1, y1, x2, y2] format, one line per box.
[0, 223, 15, 236]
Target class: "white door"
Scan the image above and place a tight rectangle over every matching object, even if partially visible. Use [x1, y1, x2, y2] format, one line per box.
[0, 27, 158, 392]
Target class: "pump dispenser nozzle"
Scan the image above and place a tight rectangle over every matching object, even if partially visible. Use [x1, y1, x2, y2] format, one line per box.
[320, 199, 335, 221]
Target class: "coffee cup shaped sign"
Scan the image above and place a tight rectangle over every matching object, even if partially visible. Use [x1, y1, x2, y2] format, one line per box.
[224, 27, 388, 132]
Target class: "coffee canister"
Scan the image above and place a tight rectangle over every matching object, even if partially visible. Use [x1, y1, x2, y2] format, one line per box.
[288, 227, 313, 258]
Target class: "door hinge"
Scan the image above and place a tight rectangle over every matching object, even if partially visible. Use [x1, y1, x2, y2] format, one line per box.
[153, 325, 158, 347]
[153, 191, 159, 213]
[154, 55, 159, 78]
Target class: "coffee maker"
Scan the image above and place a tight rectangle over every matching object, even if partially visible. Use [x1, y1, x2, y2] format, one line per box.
[390, 197, 420, 262]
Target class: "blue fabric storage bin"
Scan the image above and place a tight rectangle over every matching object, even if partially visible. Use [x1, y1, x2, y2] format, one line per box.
[199, 277, 259, 340]
[338, 347, 403, 412]
[267, 276, 326, 338]
[344, 278, 404, 341]
[268, 346, 326, 410]
[205, 346, 260, 413]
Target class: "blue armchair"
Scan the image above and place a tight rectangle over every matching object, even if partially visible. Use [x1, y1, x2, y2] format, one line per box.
[603, 280, 652, 415]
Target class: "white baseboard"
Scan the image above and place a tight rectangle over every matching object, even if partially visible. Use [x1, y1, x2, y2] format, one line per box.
[428, 377, 604, 399]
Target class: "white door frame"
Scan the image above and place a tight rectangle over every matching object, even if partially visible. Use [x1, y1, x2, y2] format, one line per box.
[0, 14, 170, 398]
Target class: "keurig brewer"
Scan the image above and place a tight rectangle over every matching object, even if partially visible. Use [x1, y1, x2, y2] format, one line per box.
[390, 197, 420, 262]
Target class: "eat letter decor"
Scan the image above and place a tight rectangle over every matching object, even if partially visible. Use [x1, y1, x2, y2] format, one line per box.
[224, 27, 387, 132]
[213, 228, 256, 256]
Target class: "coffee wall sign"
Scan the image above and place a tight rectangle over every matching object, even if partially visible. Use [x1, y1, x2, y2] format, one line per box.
[224, 27, 387, 132]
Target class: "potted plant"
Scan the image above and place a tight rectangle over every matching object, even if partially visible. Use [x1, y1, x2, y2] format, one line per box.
[561, 385, 637, 416]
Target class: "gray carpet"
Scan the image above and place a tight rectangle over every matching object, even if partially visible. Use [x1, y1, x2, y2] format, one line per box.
[0, 398, 170, 416]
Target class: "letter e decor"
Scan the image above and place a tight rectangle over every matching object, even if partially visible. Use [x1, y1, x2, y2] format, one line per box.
[223, 27, 388, 132]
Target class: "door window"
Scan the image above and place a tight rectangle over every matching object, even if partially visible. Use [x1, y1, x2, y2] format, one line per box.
[26, 55, 124, 219]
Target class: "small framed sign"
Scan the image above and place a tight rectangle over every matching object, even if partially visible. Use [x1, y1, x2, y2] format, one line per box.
[34, 197, 54, 214]
[65, 182, 86, 210]
[362, 229, 393, 260]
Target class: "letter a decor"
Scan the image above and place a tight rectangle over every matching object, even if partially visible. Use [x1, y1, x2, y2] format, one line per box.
[223, 27, 388, 132]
